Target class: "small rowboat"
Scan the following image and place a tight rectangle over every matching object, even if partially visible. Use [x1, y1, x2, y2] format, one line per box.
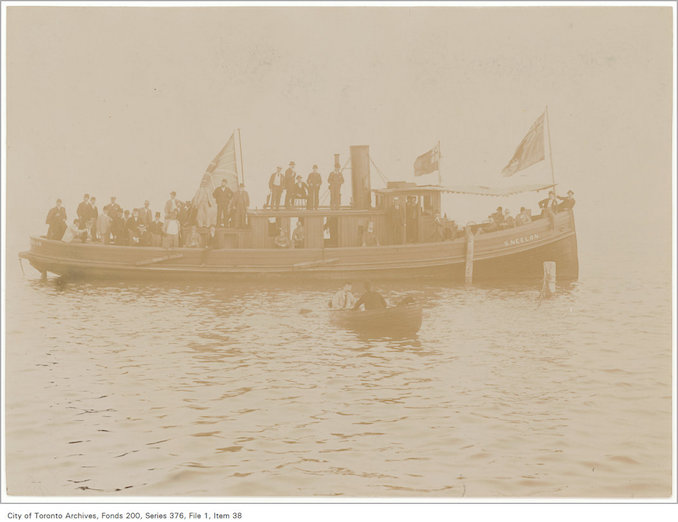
[330, 303, 423, 337]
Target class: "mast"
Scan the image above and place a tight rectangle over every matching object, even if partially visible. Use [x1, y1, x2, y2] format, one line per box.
[545, 106, 556, 190]
[437, 140, 441, 186]
[237, 128, 245, 186]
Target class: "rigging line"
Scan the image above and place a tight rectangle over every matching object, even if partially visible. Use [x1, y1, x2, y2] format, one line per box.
[369, 156, 389, 184]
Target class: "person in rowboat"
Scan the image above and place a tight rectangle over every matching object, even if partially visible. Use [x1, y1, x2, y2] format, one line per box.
[353, 281, 387, 311]
[331, 282, 356, 309]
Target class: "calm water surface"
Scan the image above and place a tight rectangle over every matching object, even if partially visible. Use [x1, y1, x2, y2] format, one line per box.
[4, 235, 673, 497]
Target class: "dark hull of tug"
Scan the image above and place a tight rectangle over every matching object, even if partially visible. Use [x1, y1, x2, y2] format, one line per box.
[19, 210, 578, 283]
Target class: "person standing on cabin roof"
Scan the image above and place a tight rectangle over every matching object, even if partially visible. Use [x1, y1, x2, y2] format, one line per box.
[269, 166, 284, 210]
[328, 167, 344, 210]
[46, 199, 67, 240]
[353, 281, 387, 310]
[213, 178, 233, 228]
[164, 191, 178, 219]
[284, 161, 297, 208]
[307, 164, 322, 210]
[294, 176, 308, 207]
[231, 183, 250, 228]
[331, 282, 356, 309]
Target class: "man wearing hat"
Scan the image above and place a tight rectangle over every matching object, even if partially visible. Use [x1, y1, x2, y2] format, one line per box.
[231, 183, 250, 228]
[103, 196, 122, 218]
[139, 200, 153, 228]
[164, 191, 179, 219]
[328, 167, 344, 210]
[306, 164, 322, 210]
[268, 166, 284, 210]
[284, 161, 297, 208]
[557, 190, 576, 211]
[213, 178, 233, 227]
[46, 198, 67, 240]
[294, 175, 308, 207]
[77, 194, 91, 230]
[490, 206, 505, 227]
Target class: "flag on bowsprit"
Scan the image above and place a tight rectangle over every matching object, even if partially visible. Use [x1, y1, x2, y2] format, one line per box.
[414, 143, 440, 176]
[501, 112, 546, 177]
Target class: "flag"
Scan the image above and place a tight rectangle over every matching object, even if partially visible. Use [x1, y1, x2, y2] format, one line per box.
[192, 132, 239, 226]
[414, 143, 440, 176]
[204, 133, 240, 192]
[501, 112, 545, 176]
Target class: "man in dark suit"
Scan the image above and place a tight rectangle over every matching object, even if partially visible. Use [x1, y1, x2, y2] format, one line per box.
[46, 199, 67, 240]
[538, 191, 558, 214]
[284, 161, 297, 208]
[104, 196, 122, 217]
[88, 196, 99, 240]
[268, 166, 284, 209]
[539, 190, 559, 230]
[306, 164, 322, 210]
[139, 200, 152, 227]
[557, 190, 576, 211]
[328, 168, 344, 210]
[212, 179, 233, 227]
[149, 212, 164, 247]
[77, 194, 91, 229]
[387, 198, 405, 244]
[231, 183, 250, 228]
[126, 209, 143, 246]
[405, 196, 421, 243]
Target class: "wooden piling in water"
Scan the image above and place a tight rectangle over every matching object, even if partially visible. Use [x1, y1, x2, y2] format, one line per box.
[542, 261, 556, 296]
[465, 226, 474, 284]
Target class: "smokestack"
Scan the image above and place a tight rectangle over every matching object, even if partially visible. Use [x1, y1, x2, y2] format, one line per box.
[350, 145, 371, 210]
[334, 154, 341, 171]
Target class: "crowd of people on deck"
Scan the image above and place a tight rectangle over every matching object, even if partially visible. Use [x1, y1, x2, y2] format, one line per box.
[268, 161, 345, 210]
[44, 167, 575, 249]
[44, 183, 250, 247]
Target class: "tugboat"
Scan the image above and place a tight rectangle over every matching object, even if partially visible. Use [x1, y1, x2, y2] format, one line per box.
[19, 113, 578, 283]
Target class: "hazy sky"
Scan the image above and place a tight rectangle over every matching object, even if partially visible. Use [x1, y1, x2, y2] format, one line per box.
[5, 5, 674, 257]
